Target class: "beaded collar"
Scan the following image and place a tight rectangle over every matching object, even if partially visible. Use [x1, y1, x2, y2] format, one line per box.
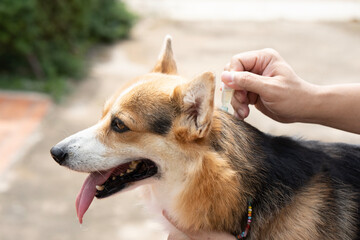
[235, 199, 253, 239]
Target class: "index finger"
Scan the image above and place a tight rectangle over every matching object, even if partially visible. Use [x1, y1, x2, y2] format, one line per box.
[229, 48, 280, 75]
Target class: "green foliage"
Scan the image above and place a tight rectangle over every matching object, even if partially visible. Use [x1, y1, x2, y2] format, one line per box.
[0, 0, 135, 100]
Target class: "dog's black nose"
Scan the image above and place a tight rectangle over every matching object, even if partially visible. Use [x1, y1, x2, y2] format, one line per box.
[50, 146, 68, 165]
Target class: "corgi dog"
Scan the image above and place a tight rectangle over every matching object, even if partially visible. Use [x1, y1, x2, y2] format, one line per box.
[51, 36, 360, 240]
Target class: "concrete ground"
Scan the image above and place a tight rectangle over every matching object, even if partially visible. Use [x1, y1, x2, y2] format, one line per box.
[1, 5, 360, 240]
[124, 0, 360, 22]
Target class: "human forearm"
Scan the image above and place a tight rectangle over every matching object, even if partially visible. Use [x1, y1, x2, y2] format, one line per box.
[303, 84, 360, 134]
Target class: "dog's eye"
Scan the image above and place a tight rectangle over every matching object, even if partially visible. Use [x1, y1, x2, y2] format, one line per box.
[111, 118, 130, 133]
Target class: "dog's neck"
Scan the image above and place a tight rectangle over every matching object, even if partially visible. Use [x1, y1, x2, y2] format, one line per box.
[147, 110, 264, 235]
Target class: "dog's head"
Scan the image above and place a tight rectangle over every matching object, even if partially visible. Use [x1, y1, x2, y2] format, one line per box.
[50, 36, 218, 223]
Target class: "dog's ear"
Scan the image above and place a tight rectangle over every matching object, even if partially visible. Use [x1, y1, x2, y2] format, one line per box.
[172, 72, 215, 142]
[152, 35, 177, 74]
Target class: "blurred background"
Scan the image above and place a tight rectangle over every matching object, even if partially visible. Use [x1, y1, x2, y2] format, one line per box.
[0, 0, 359, 239]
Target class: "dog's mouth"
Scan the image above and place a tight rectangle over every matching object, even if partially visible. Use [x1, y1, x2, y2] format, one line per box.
[95, 159, 157, 198]
[75, 159, 157, 224]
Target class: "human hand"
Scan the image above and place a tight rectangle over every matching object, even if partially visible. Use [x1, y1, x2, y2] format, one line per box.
[221, 48, 318, 123]
[163, 211, 236, 240]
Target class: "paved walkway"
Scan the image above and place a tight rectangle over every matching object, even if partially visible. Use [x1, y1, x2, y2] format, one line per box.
[0, 8, 360, 240]
[0, 92, 51, 176]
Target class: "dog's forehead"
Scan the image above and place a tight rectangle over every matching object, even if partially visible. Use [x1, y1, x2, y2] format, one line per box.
[103, 73, 186, 117]
[120, 74, 184, 103]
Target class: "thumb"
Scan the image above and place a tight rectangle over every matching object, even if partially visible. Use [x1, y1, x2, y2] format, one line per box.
[221, 71, 267, 95]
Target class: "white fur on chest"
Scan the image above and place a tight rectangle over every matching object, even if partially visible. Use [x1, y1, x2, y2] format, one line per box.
[140, 183, 190, 240]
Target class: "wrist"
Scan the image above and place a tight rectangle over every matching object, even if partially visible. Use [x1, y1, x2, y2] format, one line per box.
[300, 84, 345, 126]
[296, 83, 325, 124]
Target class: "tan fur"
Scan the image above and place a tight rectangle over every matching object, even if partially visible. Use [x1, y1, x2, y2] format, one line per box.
[174, 151, 242, 232]
[250, 176, 357, 240]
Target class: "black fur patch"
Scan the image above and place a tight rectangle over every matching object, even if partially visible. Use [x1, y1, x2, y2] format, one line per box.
[149, 113, 173, 135]
[122, 87, 175, 136]
[209, 109, 360, 237]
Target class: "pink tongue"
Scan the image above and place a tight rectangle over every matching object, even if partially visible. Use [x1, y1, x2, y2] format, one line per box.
[75, 170, 113, 224]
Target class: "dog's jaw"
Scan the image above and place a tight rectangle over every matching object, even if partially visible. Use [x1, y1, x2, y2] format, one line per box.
[51, 118, 165, 223]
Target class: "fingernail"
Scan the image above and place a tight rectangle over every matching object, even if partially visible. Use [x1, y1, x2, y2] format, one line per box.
[221, 71, 234, 84]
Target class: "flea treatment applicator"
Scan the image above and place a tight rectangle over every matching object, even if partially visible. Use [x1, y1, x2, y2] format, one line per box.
[220, 82, 234, 112]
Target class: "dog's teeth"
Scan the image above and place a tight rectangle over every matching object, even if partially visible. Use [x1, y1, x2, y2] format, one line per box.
[120, 173, 124, 177]
[96, 185, 104, 191]
[112, 176, 116, 181]
[129, 161, 138, 169]
[126, 169, 133, 173]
